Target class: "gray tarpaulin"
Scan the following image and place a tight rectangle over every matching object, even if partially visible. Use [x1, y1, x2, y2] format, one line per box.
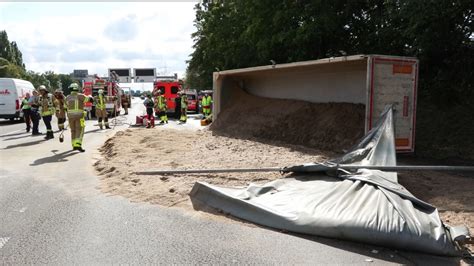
[190, 107, 469, 256]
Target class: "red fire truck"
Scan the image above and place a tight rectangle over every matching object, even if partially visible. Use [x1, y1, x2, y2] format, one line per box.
[83, 78, 123, 117]
[83, 81, 94, 118]
[152, 79, 182, 114]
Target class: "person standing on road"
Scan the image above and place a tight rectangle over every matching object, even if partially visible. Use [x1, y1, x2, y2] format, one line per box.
[65, 83, 91, 152]
[121, 93, 130, 115]
[155, 90, 168, 124]
[174, 92, 181, 119]
[28, 90, 41, 135]
[54, 89, 67, 131]
[38, 85, 55, 140]
[94, 89, 110, 129]
[143, 93, 155, 128]
[21, 92, 32, 133]
[179, 91, 188, 124]
[202, 92, 212, 118]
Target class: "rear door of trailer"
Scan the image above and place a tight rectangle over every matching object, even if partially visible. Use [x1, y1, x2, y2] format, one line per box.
[366, 55, 418, 152]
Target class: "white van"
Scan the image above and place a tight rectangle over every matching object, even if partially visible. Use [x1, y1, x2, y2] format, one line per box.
[0, 78, 36, 120]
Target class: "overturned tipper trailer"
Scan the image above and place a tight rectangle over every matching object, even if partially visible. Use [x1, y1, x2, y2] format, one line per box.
[213, 54, 419, 152]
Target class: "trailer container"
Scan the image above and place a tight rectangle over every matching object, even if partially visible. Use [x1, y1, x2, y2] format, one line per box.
[213, 54, 419, 152]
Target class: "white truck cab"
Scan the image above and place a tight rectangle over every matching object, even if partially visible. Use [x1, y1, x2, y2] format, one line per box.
[0, 78, 35, 120]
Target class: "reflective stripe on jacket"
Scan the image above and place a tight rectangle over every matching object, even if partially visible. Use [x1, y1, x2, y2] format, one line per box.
[66, 92, 89, 118]
[94, 94, 106, 110]
[202, 96, 212, 108]
[156, 95, 166, 110]
[39, 94, 55, 116]
[181, 95, 188, 109]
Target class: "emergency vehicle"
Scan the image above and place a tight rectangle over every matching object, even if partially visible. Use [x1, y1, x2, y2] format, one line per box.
[152, 79, 182, 114]
[83, 78, 123, 117]
[83, 81, 93, 117]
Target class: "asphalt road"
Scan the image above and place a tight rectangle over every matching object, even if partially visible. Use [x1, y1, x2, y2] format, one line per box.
[0, 99, 459, 265]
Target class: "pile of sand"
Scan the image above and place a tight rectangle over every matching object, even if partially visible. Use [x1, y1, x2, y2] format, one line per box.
[211, 87, 366, 152]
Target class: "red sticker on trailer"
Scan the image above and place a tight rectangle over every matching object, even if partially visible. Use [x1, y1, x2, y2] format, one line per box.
[403, 96, 409, 117]
[393, 64, 413, 74]
[396, 138, 410, 146]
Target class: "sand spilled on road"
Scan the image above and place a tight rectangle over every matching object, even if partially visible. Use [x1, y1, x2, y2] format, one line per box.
[94, 128, 333, 209]
[95, 128, 473, 252]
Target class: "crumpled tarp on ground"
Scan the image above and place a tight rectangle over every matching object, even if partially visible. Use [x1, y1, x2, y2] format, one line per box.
[190, 107, 468, 256]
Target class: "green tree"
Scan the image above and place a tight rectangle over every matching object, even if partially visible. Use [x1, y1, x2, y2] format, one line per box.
[0, 57, 24, 78]
[0, 31, 24, 68]
[0, 31, 12, 62]
[58, 74, 75, 95]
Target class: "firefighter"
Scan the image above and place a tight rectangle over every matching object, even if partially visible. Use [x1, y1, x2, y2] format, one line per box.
[179, 91, 188, 123]
[65, 83, 91, 152]
[155, 90, 168, 124]
[29, 90, 41, 135]
[121, 93, 130, 115]
[174, 92, 181, 119]
[38, 85, 55, 140]
[94, 89, 110, 129]
[202, 92, 212, 118]
[143, 93, 155, 128]
[21, 92, 32, 132]
[53, 89, 67, 131]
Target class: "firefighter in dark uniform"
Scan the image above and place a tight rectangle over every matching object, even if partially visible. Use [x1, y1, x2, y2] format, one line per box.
[143, 93, 155, 128]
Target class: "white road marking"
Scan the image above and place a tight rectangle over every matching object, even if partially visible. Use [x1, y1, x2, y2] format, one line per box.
[0, 237, 10, 249]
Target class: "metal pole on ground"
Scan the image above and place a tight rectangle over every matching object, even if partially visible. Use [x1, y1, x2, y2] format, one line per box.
[134, 165, 474, 175]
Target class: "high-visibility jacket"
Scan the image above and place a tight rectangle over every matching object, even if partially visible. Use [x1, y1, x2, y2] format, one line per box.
[156, 95, 166, 111]
[94, 94, 106, 110]
[21, 98, 31, 110]
[202, 96, 212, 108]
[66, 92, 90, 119]
[181, 95, 188, 109]
[39, 93, 55, 116]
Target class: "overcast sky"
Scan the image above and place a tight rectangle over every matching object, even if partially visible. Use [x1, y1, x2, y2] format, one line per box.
[0, 2, 197, 81]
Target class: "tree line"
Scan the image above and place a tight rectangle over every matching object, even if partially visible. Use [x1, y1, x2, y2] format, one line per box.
[186, 0, 473, 159]
[0, 30, 76, 94]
